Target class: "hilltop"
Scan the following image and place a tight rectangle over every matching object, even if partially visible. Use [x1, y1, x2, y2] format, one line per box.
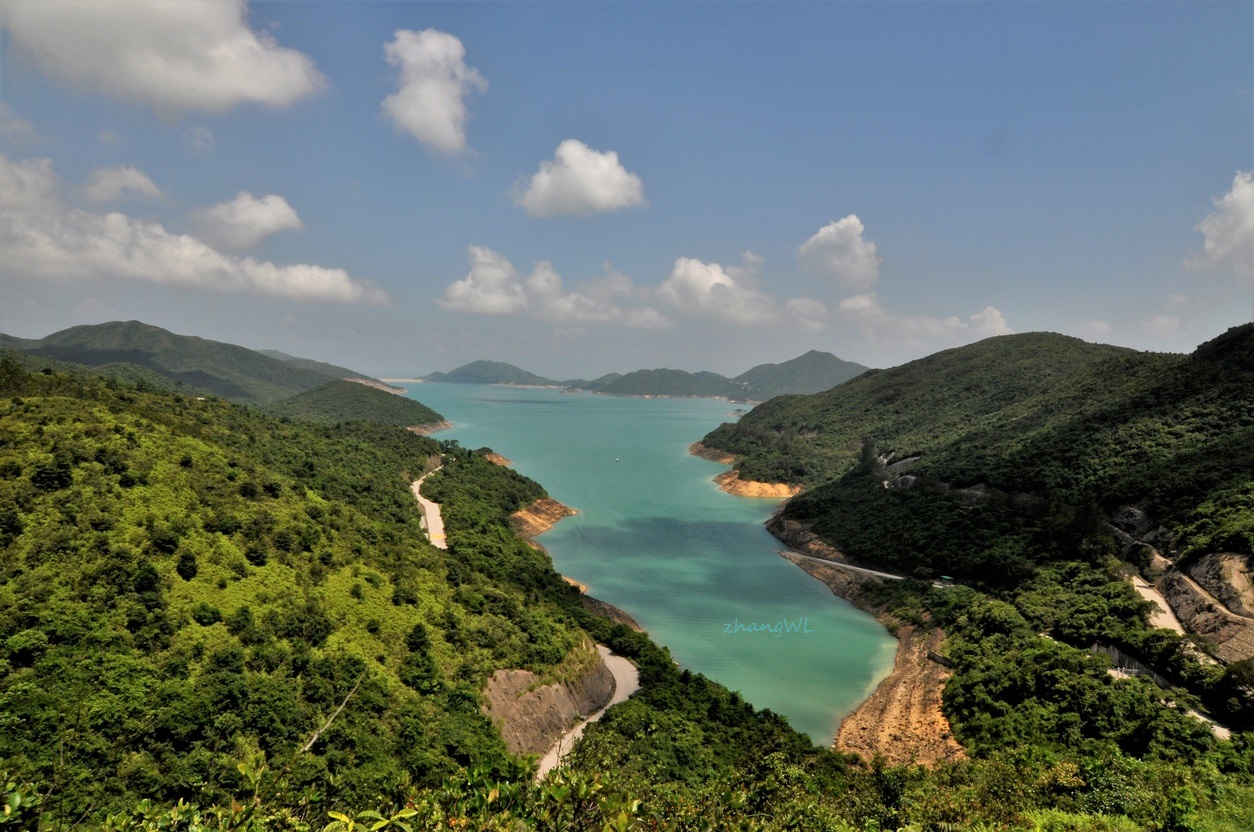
[0, 321, 386, 406]
[265, 379, 448, 429]
[425, 359, 560, 387]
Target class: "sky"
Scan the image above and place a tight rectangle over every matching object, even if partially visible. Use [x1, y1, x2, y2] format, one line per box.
[0, 0, 1251, 379]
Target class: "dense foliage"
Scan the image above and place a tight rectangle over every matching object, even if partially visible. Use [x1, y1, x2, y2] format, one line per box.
[4, 328, 1254, 830]
[265, 380, 444, 428]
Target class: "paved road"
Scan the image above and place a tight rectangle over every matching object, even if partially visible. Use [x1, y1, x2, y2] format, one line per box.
[535, 646, 639, 779]
[411, 469, 446, 550]
[779, 549, 906, 581]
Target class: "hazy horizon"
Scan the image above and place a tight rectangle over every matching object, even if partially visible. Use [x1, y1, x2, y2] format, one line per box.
[2, 1, 1250, 378]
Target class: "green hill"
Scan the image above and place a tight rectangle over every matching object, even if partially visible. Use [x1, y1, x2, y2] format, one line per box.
[732, 349, 869, 399]
[2, 349, 1251, 830]
[704, 332, 1140, 485]
[259, 349, 381, 384]
[425, 359, 560, 386]
[266, 379, 445, 427]
[4, 320, 343, 405]
[593, 368, 741, 397]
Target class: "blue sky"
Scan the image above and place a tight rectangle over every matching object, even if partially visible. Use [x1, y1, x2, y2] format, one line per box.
[1, 0, 1250, 378]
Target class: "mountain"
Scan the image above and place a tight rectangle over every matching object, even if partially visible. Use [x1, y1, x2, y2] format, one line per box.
[425, 359, 560, 386]
[704, 332, 1140, 486]
[265, 379, 446, 428]
[2, 321, 360, 405]
[732, 349, 869, 398]
[705, 324, 1254, 603]
[258, 349, 377, 383]
[1, 338, 1247, 829]
[425, 351, 870, 400]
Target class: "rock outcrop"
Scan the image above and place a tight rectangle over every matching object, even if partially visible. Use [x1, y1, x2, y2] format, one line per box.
[512, 497, 578, 537]
[482, 651, 616, 756]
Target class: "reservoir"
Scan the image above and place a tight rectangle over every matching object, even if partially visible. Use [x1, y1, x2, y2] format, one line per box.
[401, 383, 897, 744]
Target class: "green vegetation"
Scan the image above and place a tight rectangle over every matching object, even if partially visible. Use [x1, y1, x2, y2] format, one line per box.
[3, 325, 1253, 831]
[593, 368, 742, 398]
[265, 380, 444, 428]
[1, 321, 375, 405]
[425, 360, 560, 386]
[257, 350, 376, 383]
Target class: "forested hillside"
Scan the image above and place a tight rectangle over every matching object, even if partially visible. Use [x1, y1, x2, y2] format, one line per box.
[3, 345, 1253, 831]
[265, 380, 446, 428]
[0, 321, 371, 405]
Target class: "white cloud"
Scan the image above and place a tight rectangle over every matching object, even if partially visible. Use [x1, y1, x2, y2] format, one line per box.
[0, 154, 385, 304]
[437, 247, 670, 328]
[656, 252, 779, 326]
[83, 166, 163, 203]
[837, 291, 1012, 351]
[0, 0, 324, 113]
[382, 29, 486, 154]
[183, 125, 216, 155]
[438, 247, 528, 315]
[193, 191, 303, 249]
[514, 140, 646, 217]
[1187, 171, 1254, 280]
[798, 215, 882, 292]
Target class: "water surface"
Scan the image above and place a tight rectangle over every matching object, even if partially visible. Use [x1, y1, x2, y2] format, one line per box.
[402, 383, 896, 744]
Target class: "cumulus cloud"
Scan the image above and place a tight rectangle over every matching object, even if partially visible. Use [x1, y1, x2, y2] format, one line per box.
[437, 247, 670, 328]
[514, 140, 646, 217]
[798, 215, 882, 292]
[1187, 171, 1254, 280]
[382, 29, 486, 154]
[0, 154, 385, 304]
[837, 291, 1012, 351]
[656, 252, 779, 326]
[193, 191, 303, 249]
[0, 0, 324, 113]
[83, 166, 163, 203]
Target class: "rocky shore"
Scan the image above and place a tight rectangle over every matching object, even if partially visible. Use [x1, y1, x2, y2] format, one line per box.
[770, 512, 966, 766]
[689, 442, 804, 498]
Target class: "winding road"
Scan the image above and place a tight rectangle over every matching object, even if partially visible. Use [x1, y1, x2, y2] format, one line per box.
[411, 468, 447, 550]
[535, 646, 639, 779]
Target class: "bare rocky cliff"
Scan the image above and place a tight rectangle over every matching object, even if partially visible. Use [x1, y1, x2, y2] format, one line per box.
[482, 650, 616, 756]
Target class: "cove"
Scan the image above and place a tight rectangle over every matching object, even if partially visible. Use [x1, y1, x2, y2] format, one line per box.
[402, 383, 897, 745]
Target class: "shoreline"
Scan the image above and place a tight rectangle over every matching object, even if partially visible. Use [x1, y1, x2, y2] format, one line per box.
[408, 420, 454, 436]
[688, 442, 804, 498]
[511, 497, 643, 631]
[769, 516, 965, 765]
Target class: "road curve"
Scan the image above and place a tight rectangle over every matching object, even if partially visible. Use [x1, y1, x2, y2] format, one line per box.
[535, 645, 639, 779]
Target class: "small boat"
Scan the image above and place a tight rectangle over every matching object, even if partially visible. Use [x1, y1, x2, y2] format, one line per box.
[615, 457, 621, 462]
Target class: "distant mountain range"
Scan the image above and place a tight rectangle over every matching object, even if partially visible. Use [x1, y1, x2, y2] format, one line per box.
[421, 349, 870, 401]
[0, 321, 436, 425]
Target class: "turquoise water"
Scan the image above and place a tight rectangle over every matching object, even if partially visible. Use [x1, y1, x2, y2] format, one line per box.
[401, 383, 896, 745]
